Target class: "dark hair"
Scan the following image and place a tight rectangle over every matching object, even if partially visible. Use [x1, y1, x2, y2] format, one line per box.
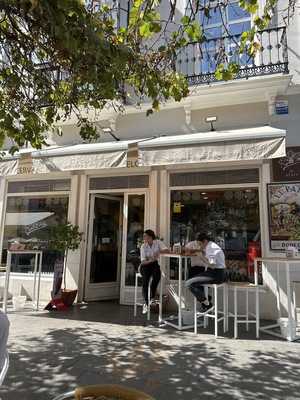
[195, 232, 210, 242]
[144, 229, 156, 240]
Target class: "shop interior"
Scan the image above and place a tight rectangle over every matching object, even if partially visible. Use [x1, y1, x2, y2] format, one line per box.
[170, 188, 261, 281]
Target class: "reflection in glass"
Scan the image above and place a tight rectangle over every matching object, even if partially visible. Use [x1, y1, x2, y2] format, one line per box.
[125, 195, 145, 286]
[170, 189, 261, 282]
[90, 197, 121, 284]
[2, 196, 69, 273]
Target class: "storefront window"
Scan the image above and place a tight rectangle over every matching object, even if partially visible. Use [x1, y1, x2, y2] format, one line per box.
[1, 195, 69, 273]
[170, 189, 261, 281]
[125, 194, 145, 286]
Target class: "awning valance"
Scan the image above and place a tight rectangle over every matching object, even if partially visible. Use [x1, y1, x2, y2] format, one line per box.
[138, 126, 286, 167]
[0, 126, 285, 176]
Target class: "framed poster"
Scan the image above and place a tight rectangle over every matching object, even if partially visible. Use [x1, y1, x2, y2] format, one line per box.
[267, 182, 300, 251]
[272, 147, 300, 182]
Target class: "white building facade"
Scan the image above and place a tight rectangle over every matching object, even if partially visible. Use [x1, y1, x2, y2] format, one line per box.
[0, 0, 299, 318]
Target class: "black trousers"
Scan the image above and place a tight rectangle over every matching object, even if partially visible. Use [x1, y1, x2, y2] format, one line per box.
[188, 265, 205, 279]
[185, 268, 226, 302]
[140, 261, 161, 304]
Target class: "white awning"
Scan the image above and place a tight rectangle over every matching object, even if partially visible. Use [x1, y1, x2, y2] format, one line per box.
[138, 126, 286, 166]
[0, 126, 286, 175]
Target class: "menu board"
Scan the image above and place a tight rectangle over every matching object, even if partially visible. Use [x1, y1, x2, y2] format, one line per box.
[267, 182, 300, 250]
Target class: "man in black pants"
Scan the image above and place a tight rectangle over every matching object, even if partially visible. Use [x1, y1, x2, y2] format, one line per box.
[185, 233, 226, 312]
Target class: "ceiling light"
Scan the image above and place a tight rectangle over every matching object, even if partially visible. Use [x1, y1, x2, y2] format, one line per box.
[201, 192, 207, 195]
[203, 196, 208, 200]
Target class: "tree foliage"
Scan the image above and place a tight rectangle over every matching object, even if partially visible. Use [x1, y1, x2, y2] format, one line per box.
[49, 222, 83, 289]
[0, 0, 295, 152]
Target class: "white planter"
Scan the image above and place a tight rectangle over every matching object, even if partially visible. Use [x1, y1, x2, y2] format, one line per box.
[278, 318, 297, 340]
[12, 296, 26, 311]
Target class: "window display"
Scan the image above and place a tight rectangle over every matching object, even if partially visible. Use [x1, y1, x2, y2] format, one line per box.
[170, 189, 261, 281]
[2, 195, 69, 273]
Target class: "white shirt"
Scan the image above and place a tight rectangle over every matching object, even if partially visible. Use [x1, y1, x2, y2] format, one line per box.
[185, 241, 204, 267]
[205, 241, 226, 269]
[140, 240, 168, 262]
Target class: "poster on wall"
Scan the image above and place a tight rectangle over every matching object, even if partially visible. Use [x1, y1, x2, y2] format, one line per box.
[268, 182, 300, 250]
[272, 147, 300, 182]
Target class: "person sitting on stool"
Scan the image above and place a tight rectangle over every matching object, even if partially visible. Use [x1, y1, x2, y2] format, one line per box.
[185, 233, 207, 279]
[140, 229, 169, 314]
[185, 232, 226, 312]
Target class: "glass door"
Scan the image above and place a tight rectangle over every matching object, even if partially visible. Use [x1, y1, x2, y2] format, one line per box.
[85, 194, 123, 301]
[120, 193, 146, 304]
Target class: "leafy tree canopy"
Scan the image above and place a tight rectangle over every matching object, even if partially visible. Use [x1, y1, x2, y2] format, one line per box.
[0, 0, 295, 153]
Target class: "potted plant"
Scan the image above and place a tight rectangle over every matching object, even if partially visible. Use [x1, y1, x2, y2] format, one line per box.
[49, 222, 83, 307]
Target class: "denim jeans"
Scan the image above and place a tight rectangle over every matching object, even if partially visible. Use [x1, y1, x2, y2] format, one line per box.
[185, 268, 226, 302]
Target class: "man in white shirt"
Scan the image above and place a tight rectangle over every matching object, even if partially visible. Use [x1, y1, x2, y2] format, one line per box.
[185, 233, 226, 312]
[140, 229, 169, 314]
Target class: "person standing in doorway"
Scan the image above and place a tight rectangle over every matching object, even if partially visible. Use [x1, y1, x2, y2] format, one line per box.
[185, 233, 226, 312]
[140, 230, 169, 314]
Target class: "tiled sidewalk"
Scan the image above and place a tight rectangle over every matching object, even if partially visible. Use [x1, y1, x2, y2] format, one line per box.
[1, 301, 300, 400]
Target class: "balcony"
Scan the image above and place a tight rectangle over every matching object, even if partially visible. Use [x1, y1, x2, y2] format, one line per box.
[176, 26, 289, 86]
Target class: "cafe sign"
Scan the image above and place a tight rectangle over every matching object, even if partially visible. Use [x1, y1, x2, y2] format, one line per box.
[126, 143, 140, 168]
[267, 182, 300, 250]
[17, 153, 36, 175]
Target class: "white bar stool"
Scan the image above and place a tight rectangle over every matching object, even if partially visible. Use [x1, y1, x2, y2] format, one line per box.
[194, 282, 228, 338]
[228, 282, 260, 339]
[134, 272, 152, 321]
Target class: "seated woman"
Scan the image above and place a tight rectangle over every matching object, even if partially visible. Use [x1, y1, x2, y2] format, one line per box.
[139, 229, 169, 314]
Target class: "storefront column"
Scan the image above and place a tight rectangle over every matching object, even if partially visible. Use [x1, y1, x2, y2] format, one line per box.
[158, 169, 170, 244]
[0, 178, 7, 263]
[259, 161, 271, 257]
[148, 170, 158, 232]
[64, 174, 81, 292]
[76, 174, 89, 302]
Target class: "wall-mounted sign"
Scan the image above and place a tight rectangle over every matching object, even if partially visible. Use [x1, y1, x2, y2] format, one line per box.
[127, 143, 140, 168]
[17, 153, 35, 174]
[267, 182, 300, 251]
[272, 147, 300, 182]
[275, 98, 288, 115]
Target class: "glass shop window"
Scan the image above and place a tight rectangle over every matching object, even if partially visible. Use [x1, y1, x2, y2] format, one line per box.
[1, 195, 69, 274]
[170, 188, 261, 282]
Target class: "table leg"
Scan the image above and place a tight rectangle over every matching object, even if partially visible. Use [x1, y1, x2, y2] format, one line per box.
[276, 262, 282, 319]
[159, 256, 163, 323]
[3, 252, 11, 313]
[36, 253, 43, 311]
[286, 261, 294, 341]
[32, 254, 38, 309]
[178, 257, 182, 329]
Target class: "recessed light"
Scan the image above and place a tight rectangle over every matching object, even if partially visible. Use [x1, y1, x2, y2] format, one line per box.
[203, 196, 208, 200]
[201, 192, 206, 195]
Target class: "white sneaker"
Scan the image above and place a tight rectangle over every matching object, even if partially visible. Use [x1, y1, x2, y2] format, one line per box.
[142, 304, 148, 314]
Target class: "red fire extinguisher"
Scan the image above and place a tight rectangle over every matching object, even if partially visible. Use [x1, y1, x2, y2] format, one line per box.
[247, 241, 261, 279]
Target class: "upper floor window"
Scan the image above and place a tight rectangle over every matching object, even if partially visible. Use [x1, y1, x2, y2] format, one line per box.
[187, 1, 251, 39]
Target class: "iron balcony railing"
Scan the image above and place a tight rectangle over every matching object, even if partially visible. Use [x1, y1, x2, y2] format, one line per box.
[176, 26, 289, 85]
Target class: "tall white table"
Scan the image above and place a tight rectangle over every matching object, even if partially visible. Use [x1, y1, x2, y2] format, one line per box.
[2, 250, 43, 312]
[159, 253, 202, 331]
[254, 257, 300, 341]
